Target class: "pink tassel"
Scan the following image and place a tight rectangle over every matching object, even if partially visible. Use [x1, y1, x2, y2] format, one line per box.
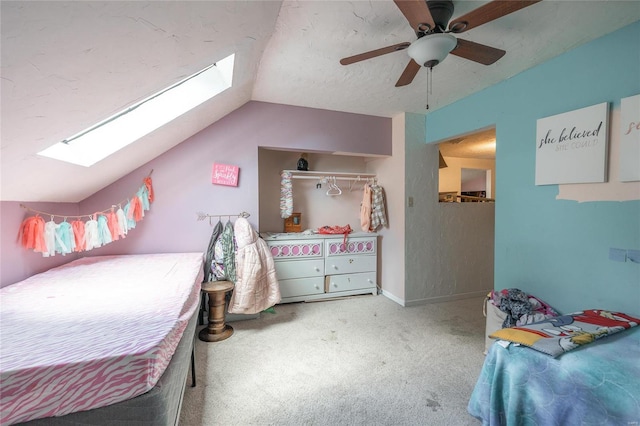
[18, 215, 46, 253]
[128, 197, 143, 222]
[144, 177, 154, 203]
[71, 220, 86, 252]
[106, 209, 119, 241]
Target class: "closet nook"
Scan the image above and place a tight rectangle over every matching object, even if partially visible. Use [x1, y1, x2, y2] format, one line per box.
[272, 165, 383, 303]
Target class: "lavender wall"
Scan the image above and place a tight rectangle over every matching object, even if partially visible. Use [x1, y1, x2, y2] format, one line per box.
[0, 101, 391, 287]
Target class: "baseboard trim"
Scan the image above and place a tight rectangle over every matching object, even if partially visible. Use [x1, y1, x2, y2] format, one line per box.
[380, 290, 406, 307]
[404, 290, 490, 307]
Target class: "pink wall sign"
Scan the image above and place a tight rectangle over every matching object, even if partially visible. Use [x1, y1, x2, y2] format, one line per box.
[212, 163, 239, 186]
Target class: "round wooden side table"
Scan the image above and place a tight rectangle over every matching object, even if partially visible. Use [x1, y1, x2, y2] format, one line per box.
[199, 280, 235, 342]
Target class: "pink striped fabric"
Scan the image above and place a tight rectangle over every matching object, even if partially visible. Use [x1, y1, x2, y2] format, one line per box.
[0, 253, 204, 425]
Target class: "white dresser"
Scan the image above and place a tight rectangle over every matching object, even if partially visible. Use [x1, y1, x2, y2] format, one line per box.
[264, 232, 378, 303]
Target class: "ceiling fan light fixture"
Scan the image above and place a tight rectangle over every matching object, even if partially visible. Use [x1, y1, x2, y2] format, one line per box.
[407, 33, 457, 68]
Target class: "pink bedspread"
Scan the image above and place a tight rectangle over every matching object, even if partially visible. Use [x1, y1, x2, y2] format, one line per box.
[0, 253, 204, 425]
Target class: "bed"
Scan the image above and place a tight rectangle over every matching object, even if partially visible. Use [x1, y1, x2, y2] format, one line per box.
[0, 253, 204, 426]
[468, 317, 640, 425]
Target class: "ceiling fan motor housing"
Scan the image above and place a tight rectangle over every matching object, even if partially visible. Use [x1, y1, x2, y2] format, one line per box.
[423, 0, 454, 34]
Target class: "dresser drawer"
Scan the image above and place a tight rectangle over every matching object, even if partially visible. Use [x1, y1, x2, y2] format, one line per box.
[274, 259, 324, 280]
[268, 239, 324, 260]
[325, 255, 376, 275]
[326, 237, 376, 257]
[279, 277, 324, 299]
[325, 272, 376, 293]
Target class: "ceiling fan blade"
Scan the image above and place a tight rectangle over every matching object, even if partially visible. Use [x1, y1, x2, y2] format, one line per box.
[450, 38, 505, 65]
[451, 38, 507, 65]
[340, 42, 411, 66]
[395, 59, 421, 87]
[393, 0, 436, 33]
[449, 0, 541, 33]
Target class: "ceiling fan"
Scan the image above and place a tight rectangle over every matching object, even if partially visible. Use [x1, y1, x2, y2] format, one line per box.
[340, 0, 541, 87]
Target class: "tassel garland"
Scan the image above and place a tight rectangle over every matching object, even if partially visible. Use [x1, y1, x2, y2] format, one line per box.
[18, 174, 154, 257]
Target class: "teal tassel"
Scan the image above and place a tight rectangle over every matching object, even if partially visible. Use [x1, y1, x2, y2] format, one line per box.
[123, 201, 136, 230]
[137, 185, 150, 212]
[97, 215, 113, 246]
[55, 221, 75, 255]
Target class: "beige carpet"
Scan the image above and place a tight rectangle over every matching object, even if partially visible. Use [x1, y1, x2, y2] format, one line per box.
[180, 294, 486, 426]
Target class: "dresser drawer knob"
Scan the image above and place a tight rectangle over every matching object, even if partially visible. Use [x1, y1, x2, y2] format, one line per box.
[332, 265, 337, 270]
[314, 267, 320, 272]
[332, 282, 337, 288]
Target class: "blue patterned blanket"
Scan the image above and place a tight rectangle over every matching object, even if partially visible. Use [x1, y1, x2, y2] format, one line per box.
[468, 326, 640, 425]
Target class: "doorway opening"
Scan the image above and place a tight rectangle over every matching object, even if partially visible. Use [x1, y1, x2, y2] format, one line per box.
[438, 127, 495, 203]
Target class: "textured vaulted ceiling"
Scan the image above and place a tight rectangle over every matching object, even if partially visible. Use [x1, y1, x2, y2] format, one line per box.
[2, 1, 639, 202]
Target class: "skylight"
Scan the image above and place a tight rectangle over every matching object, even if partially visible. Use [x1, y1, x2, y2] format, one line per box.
[38, 53, 235, 167]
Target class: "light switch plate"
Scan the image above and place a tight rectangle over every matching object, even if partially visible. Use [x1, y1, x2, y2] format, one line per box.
[626, 249, 640, 263]
[609, 248, 627, 262]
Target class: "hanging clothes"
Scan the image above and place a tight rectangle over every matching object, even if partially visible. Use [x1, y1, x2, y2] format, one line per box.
[360, 184, 372, 232]
[221, 221, 236, 283]
[228, 217, 281, 314]
[369, 184, 388, 231]
[204, 220, 224, 282]
[280, 170, 293, 219]
[212, 235, 227, 281]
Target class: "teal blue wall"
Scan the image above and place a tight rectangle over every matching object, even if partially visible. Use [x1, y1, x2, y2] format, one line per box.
[426, 22, 640, 316]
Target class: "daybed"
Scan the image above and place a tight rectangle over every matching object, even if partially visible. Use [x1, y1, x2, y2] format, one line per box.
[469, 311, 640, 425]
[0, 253, 204, 425]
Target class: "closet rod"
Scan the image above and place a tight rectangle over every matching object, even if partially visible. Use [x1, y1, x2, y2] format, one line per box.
[196, 211, 250, 221]
[283, 170, 376, 181]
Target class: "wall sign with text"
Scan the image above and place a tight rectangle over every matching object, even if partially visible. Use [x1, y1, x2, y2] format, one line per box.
[212, 163, 239, 186]
[619, 94, 640, 182]
[535, 102, 609, 185]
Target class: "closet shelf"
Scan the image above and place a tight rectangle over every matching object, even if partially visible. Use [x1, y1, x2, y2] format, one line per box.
[283, 170, 376, 181]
